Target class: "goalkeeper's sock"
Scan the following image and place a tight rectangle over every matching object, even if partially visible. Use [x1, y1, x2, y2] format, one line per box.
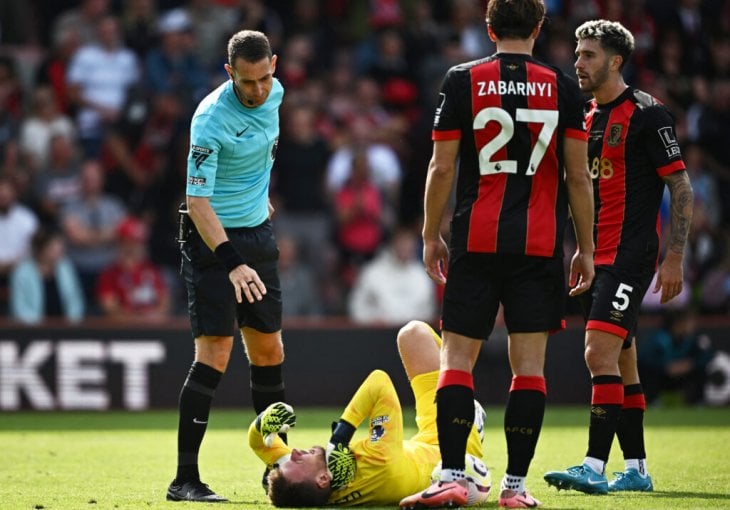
[251, 364, 287, 443]
[436, 370, 474, 471]
[504, 376, 546, 477]
[176, 362, 222, 481]
[586, 375, 623, 464]
[616, 384, 647, 460]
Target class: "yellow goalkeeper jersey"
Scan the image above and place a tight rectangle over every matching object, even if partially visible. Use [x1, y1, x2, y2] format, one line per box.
[249, 368, 483, 506]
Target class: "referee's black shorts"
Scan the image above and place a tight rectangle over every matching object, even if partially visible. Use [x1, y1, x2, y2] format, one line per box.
[181, 219, 282, 337]
[442, 251, 565, 340]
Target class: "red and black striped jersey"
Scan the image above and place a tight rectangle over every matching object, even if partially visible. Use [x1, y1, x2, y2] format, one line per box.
[433, 53, 586, 258]
[585, 87, 685, 269]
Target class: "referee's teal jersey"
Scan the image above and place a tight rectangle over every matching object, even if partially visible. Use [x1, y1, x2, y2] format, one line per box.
[186, 78, 283, 228]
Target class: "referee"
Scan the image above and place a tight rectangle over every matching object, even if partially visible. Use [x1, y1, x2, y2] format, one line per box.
[167, 30, 286, 503]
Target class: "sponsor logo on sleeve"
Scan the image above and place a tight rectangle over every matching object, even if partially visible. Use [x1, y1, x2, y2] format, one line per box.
[191, 145, 213, 169]
[188, 176, 206, 186]
[658, 126, 681, 157]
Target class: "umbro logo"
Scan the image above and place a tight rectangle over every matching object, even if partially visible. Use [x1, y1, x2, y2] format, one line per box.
[236, 126, 250, 137]
[591, 406, 607, 418]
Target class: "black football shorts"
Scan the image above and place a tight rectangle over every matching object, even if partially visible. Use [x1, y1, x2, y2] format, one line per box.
[181, 219, 282, 337]
[441, 251, 565, 340]
[577, 265, 654, 348]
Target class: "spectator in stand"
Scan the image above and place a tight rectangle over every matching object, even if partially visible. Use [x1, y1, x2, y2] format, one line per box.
[271, 103, 332, 267]
[695, 78, 730, 225]
[232, 0, 285, 54]
[184, 0, 238, 74]
[0, 56, 22, 179]
[278, 235, 321, 318]
[60, 159, 127, 312]
[0, 176, 39, 315]
[348, 226, 435, 325]
[102, 89, 186, 214]
[9, 228, 85, 325]
[448, 0, 496, 59]
[333, 149, 384, 287]
[638, 308, 715, 405]
[32, 133, 84, 225]
[326, 113, 402, 220]
[97, 216, 170, 321]
[35, 26, 82, 115]
[66, 15, 140, 158]
[121, 0, 159, 59]
[365, 28, 416, 87]
[698, 241, 730, 314]
[144, 8, 210, 112]
[19, 86, 76, 173]
[52, 0, 111, 46]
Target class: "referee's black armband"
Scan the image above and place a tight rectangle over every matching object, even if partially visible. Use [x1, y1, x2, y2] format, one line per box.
[214, 241, 246, 273]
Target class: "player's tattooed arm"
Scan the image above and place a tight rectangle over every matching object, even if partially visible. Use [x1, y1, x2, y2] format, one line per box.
[663, 170, 694, 255]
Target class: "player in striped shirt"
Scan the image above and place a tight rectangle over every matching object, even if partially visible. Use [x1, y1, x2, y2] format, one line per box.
[544, 19, 694, 495]
[402, 0, 595, 507]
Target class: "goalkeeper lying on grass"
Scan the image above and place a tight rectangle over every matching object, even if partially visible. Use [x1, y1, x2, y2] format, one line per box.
[248, 320, 491, 507]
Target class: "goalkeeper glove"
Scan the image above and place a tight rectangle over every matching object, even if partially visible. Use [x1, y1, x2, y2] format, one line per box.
[256, 402, 296, 447]
[329, 419, 356, 446]
[326, 443, 357, 490]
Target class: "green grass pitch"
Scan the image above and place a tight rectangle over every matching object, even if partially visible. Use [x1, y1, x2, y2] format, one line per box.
[2, 406, 729, 509]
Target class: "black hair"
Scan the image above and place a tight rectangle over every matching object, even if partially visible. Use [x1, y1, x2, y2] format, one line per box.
[575, 19, 635, 71]
[227, 30, 272, 66]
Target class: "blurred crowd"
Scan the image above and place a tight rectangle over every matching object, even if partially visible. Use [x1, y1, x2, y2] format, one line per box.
[0, 0, 728, 326]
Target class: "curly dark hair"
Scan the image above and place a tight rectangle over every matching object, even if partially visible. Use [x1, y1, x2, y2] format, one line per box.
[267, 468, 332, 508]
[575, 19, 635, 71]
[486, 0, 545, 40]
[227, 30, 272, 66]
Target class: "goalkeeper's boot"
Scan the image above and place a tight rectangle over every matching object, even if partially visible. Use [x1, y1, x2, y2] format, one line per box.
[498, 489, 542, 508]
[399, 479, 468, 509]
[166, 479, 227, 502]
[608, 468, 653, 492]
[543, 464, 608, 494]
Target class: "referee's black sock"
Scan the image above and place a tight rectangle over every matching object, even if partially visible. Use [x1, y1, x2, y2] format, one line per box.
[176, 362, 222, 482]
[250, 363, 287, 442]
[586, 375, 623, 467]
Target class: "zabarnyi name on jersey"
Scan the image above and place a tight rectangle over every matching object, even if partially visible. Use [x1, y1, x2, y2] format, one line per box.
[476, 80, 553, 97]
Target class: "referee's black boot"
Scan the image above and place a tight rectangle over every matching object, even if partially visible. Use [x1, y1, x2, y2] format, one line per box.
[166, 479, 228, 502]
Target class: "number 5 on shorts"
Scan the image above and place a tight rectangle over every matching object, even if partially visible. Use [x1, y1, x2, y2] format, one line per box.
[612, 283, 634, 311]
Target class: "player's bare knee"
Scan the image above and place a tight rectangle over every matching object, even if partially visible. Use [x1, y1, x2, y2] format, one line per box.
[584, 346, 615, 375]
[397, 320, 430, 352]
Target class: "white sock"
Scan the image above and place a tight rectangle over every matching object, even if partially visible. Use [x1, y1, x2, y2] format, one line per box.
[440, 468, 466, 483]
[500, 474, 526, 493]
[583, 456, 605, 475]
[625, 458, 648, 476]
